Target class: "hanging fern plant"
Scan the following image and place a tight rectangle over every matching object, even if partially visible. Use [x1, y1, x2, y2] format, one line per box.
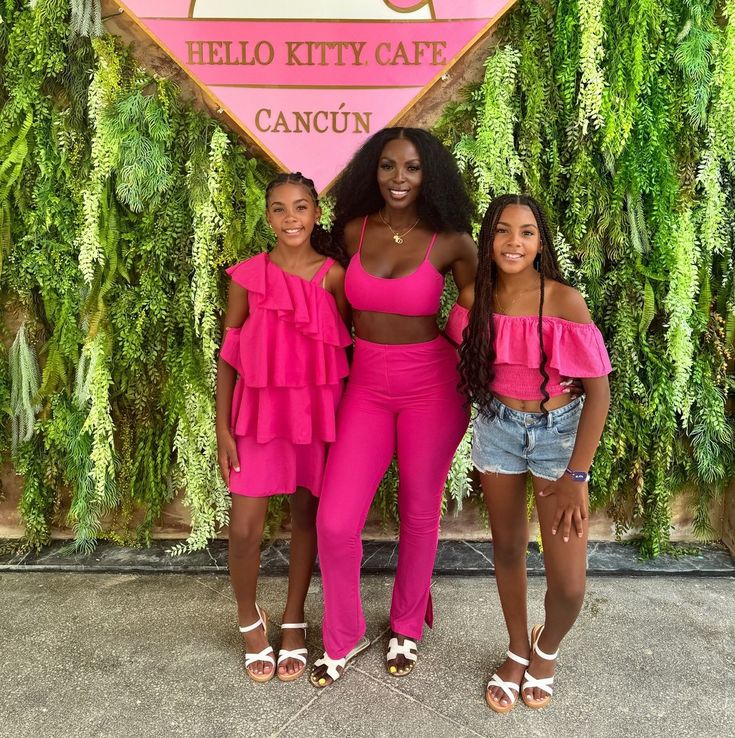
[0, 1, 732, 557]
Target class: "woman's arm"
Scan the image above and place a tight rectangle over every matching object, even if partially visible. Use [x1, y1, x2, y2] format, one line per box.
[216, 280, 248, 485]
[442, 233, 476, 346]
[325, 262, 352, 327]
[341, 217, 364, 258]
[448, 231, 478, 294]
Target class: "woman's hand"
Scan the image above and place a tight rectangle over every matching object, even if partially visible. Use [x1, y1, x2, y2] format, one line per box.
[537, 475, 589, 542]
[560, 377, 585, 398]
[216, 428, 240, 486]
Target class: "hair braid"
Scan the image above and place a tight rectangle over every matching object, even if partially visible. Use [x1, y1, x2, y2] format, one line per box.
[457, 199, 506, 414]
[537, 252, 550, 414]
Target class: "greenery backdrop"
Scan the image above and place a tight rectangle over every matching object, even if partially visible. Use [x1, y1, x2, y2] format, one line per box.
[0, 0, 733, 557]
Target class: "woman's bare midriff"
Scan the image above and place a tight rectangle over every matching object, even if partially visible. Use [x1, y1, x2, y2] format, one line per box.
[493, 392, 575, 413]
[353, 311, 439, 345]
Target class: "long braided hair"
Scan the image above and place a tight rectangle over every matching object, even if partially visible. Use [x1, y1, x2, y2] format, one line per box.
[458, 194, 568, 416]
[265, 172, 349, 267]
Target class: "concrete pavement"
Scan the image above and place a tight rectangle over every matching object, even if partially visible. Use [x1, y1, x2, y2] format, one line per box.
[1, 571, 733, 737]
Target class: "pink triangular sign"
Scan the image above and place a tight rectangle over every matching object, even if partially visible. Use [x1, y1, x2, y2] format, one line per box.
[116, 1, 518, 192]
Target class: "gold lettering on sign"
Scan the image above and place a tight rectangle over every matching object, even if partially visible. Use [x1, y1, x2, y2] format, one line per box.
[186, 39, 447, 67]
[285, 41, 367, 67]
[254, 107, 373, 134]
[353, 112, 371, 133]
[375, 40, 447, 66]
[186, 39, 275, 65]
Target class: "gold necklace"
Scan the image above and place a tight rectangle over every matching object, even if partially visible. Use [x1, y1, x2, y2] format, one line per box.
[378, 210, 420, 245]
[494, 283, 539, 314]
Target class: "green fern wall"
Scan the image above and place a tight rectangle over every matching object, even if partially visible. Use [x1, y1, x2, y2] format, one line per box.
[1, 0, 733, 557]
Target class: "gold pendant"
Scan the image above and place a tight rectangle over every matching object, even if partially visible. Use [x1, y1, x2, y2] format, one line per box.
[393, 234, 403, 244]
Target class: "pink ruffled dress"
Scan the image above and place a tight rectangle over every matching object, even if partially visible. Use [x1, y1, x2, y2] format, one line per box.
[219, 253, 351, 497]
[445, 304, 611, 399]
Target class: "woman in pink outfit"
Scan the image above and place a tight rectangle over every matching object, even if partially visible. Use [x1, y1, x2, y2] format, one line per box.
[449, 194, 611, 713]
[216, 173, 351, 684]
[310, 128, 477, 687]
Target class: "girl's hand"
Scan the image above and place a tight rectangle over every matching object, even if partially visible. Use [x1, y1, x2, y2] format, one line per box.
[216, 428, 240, 485]
[538, 475, 589, 542]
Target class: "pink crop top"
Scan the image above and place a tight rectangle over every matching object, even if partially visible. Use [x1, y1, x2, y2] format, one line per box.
[445, 303, 612, 401]
[344, 216, 444, 316]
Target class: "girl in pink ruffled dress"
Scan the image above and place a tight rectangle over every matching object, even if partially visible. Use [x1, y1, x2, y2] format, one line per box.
[446, 194, 611, 713]
[216, 173, 351, 684]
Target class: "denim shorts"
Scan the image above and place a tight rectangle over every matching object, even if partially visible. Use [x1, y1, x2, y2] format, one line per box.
[471, 396, 583, 481]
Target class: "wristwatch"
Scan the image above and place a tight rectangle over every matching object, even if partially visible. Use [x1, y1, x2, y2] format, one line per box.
[565, 468, 590, 483]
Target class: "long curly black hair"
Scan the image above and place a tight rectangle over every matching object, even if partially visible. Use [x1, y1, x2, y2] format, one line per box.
[330, 127, 474, 244]
[458, 194, 569, 415]
[265, 172, 349, 267]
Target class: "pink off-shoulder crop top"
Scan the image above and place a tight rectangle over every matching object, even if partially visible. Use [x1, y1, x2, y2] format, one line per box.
[344, 216, 444, 316]
[445, 303, 612, 401]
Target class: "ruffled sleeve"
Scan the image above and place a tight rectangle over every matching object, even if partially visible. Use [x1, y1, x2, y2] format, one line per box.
[226, 254, 351, 353]
[552, 320, 612, 377]
[445, 302, 470, 346]
[226, 256, 266, 298]
[493, 315, 612, 377]
[219, 327, 242, 372]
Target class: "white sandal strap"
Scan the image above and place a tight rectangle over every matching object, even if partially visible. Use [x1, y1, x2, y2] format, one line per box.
[313, 654, 346, 682]
[507, 650, 530, 666]
[534, 641, 559, 661]
[532, 625, 559, 661]
[313, 637, 370, 684]
[277, 648, 308, 666]
[245, 646, 275, 668]
[487, 673, 520, 705]
[522, 671, 554, 696]
[239, 603, 266, 634]
[281, 622, 307, 630]
[386, 637, 418, 662]
[239, 619, 263, 634]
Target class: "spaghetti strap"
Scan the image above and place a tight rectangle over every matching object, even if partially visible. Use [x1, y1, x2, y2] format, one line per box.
[311, 257, 334, 284]
[423, 233, 438, 261]
[357, 216, 369, 252]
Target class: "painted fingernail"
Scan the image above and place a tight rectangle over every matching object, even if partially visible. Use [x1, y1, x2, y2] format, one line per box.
[552, 529, 556, 535]
[234, 466, 240, 472]
[563, 536, 569, 542]
[563, 389, 570, 394]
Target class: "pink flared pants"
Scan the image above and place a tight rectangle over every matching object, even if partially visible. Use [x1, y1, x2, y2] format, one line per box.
[317, 335, 469, 658]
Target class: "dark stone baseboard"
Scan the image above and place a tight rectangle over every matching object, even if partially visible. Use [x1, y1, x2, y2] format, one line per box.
[1, 539, 733, 576]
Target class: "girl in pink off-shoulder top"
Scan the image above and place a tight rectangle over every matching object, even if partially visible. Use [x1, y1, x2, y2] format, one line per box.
[446, 195, 611, 714]
[216, 173, 351, 685]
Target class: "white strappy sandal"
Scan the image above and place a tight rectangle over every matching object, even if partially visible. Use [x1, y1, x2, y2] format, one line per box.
[521, 624, 559, 709]
[309, 635, 371, 688]
[277, 621, 308, 682]
[485, 650, 531, 714]
[386, 636, 418, 676]
[239, 603, 275, 683]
